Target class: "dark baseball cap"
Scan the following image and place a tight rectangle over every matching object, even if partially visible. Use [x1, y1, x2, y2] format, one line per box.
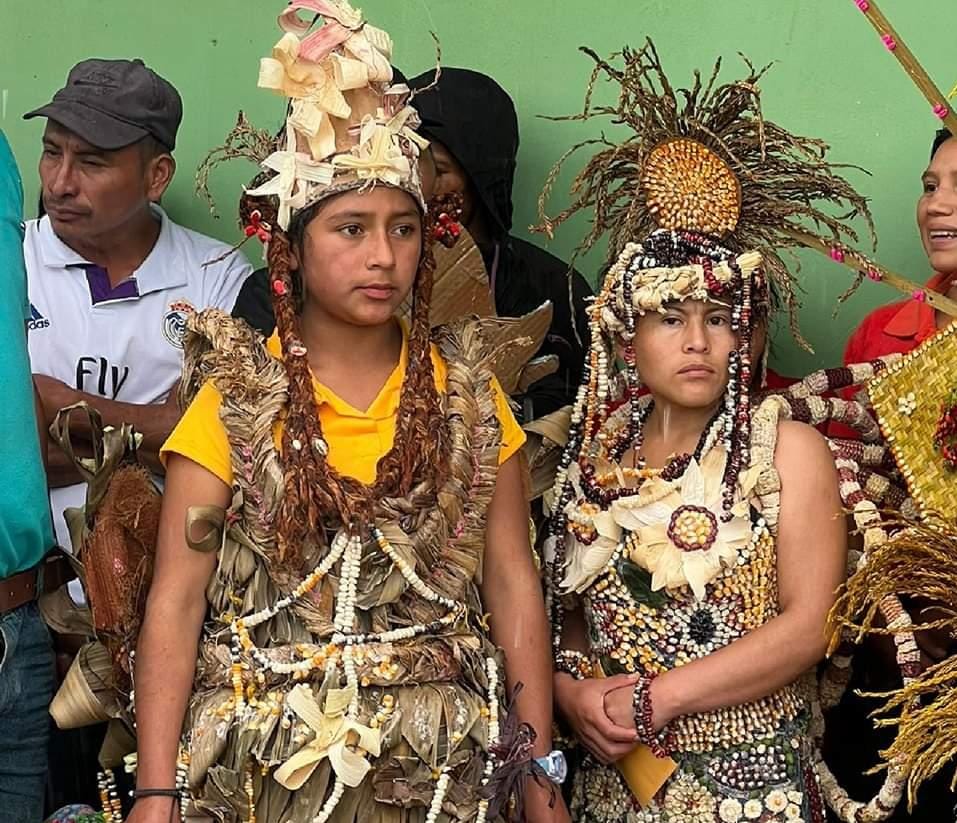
[24, 58, 182, 152]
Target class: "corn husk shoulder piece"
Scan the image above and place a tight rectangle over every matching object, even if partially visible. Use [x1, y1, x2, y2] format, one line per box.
[404, 226, 560, 396]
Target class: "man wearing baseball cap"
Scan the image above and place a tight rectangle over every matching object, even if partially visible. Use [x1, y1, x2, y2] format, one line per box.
[22, 59, 252, 560]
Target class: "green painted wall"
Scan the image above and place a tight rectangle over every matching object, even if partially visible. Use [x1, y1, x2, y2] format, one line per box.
[1, 0, 952, 375]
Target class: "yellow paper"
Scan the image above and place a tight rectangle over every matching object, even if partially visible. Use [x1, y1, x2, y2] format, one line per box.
[595, 666, 676, 806]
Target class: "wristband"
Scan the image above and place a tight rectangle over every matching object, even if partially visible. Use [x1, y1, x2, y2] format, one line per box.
[132, 788, 182, 799]
[631, 673, 672, 758]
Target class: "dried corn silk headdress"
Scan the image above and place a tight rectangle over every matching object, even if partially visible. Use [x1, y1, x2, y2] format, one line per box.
[194, 0, 449, 568]
[536, 40, 879, 343]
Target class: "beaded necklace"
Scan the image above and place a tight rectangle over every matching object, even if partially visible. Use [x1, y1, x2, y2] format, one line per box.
[576, 402, 729, 509]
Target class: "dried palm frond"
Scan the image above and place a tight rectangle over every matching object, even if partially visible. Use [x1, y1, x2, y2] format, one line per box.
[196, 111, 278, 216]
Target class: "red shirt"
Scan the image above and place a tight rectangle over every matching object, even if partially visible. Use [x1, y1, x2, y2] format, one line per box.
[831, 272, 953, 439]
[764, 368, 797, 390]
[843, 271, 953, 363]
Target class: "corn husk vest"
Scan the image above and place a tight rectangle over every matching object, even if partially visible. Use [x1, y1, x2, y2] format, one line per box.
[175, 309, 511, 822]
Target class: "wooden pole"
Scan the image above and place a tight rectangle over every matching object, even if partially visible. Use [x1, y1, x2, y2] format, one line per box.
[849, 0, 957, 135]
[787, 227, 957, 317]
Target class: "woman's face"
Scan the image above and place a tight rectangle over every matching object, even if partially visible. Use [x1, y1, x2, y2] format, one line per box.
[918, 136, 957, 275]
[632, 300, 738, 410]
[293, 186, 422, 327]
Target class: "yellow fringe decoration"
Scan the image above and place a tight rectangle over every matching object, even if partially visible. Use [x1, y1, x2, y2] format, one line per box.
[870, 655, 957, 809]
[830, 512, 957, 808]
[831, 513, 957, 641]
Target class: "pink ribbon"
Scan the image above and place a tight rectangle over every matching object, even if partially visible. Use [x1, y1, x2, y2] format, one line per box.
[279, 0, 357, 63]
[866, 268, 883, 282]
[854, 0, 869, 10]
[829, 247, 846, 263]
[912, 289, 927, 303]
[881, 34, 897, 51]
[933, 103, 950, 120]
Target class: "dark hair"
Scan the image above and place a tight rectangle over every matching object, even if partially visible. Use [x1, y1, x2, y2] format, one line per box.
[931, 128, 953, 159]
[241, 187, 450, 569]
[136, 135, 171, 172]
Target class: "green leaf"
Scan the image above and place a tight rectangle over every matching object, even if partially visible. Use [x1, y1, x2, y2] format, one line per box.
[600, 655, 629, 676]
[617, 557, 668, 609]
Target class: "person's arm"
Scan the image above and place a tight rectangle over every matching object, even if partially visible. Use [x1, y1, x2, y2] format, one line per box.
[605, 421, 846, 729]
[127, 454, 228, 823]
[43, 438, 87, 488]
[34, 374, 181, 476]
[32, 380, 48, 471]
[480, 454, 568, 822]
[553, 604, 639, 764]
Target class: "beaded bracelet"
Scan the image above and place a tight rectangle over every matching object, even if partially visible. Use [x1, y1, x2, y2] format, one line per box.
[632, 674, 671, 758]
[554, 649, 595, 681]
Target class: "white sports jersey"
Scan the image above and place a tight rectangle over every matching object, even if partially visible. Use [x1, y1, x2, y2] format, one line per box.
[25, 205, 252, 552]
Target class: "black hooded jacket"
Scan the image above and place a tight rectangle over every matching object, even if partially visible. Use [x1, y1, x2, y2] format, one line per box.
[231, 68, 592, 419]
[410, 67, 592, 418]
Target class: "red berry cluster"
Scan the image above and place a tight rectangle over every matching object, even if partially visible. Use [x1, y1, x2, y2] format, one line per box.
[243, 209, 272, 243]
[933, 390, 957, 471]
[432, 210, 463, 248]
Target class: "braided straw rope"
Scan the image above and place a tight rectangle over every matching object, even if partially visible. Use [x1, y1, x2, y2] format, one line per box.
[768, 362, 918, 821]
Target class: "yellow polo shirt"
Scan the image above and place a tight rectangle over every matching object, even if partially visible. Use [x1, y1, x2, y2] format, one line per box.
[162, 329, 525, 486]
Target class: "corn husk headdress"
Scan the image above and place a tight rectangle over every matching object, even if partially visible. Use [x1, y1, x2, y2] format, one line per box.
[198, 0, 428, 232]
[537, 39, 878, 347]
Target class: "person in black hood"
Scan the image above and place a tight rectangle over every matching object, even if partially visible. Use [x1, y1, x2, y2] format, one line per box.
[409, 67, 592, 419]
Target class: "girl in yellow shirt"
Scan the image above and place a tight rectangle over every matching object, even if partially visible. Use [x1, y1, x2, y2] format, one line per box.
[126, 4, 567, 823]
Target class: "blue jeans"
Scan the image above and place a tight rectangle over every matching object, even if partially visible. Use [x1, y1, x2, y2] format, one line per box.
[0, 602, 55, 822]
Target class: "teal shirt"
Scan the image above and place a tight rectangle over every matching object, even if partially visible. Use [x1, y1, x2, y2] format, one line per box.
[0, 130, 54, 578]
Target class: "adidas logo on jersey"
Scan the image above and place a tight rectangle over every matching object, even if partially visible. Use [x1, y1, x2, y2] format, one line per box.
[27, 303, 50, 331]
